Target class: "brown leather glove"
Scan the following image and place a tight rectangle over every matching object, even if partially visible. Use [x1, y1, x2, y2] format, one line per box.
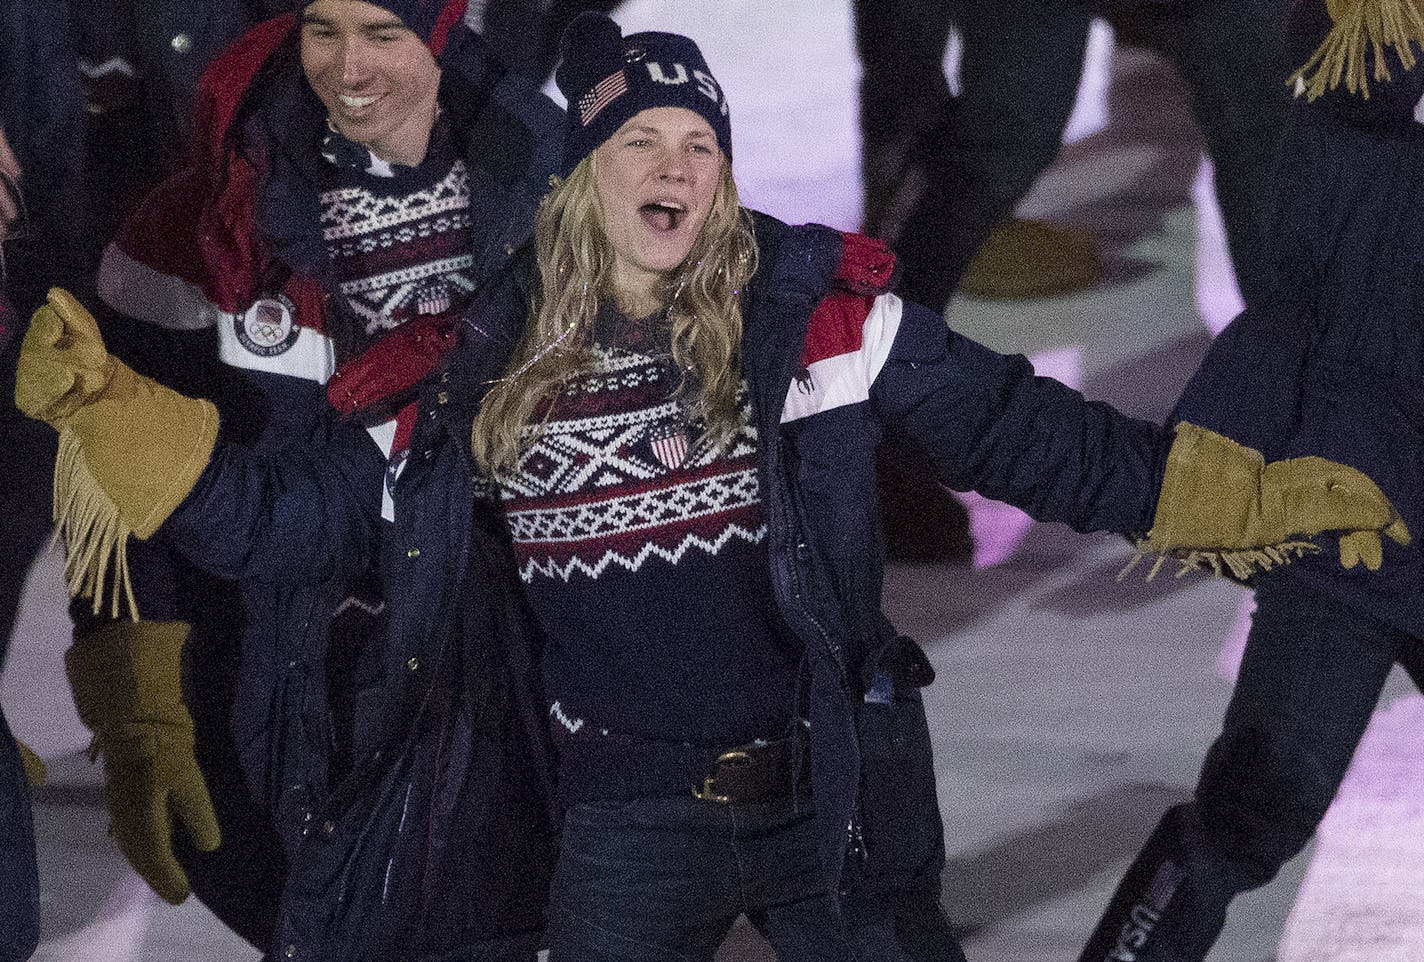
[1140, 422, 1410, 578]
[66, 620, 220, 905]
[16, 289, 218, 617]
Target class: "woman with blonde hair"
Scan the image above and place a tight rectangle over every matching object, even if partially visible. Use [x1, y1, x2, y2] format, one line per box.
[460, 13, 1406, 960]
[12, 11, 1409, 962]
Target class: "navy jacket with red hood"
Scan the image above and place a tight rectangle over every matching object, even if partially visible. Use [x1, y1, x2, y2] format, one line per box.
[89, 5, 564, 957]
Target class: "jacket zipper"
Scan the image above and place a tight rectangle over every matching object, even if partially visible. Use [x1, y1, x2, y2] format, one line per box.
[762, 383, 869, 892]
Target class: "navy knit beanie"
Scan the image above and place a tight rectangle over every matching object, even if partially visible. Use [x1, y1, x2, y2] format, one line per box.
[554, 12, 732, 176]
[304, 0, 467, 55]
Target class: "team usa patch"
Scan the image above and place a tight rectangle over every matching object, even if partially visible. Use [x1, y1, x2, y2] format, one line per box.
[234, 293, 300, 357]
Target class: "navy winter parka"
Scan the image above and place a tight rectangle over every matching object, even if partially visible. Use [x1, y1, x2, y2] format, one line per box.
[162, 207, 1173, 957]
[167, 262, 560, 960]
[726, 215, 1170, 913]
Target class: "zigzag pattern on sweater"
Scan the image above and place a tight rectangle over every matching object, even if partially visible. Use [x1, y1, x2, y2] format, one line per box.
[516, 522, 767, 583]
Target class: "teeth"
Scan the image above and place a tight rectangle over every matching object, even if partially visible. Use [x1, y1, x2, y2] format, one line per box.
[339, 94, 379, 109]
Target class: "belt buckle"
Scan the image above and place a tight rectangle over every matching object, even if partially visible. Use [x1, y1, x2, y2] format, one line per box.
[692, 749, 751, 804]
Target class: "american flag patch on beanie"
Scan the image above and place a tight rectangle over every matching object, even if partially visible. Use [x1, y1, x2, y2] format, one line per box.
[579, 70, 628, 126]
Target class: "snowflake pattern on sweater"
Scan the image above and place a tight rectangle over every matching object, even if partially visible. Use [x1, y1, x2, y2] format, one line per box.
[318, 155, 476, 336]
[499, 334, 766, 583]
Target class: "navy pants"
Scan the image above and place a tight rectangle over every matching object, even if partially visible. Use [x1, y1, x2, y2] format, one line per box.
[546, 795, 966, 962]
[1078, 575, 1424, 962]
[855, 0, 1289, 314]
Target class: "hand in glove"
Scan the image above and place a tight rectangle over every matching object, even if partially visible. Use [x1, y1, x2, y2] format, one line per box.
[1141, 422, 1410, 577]
[66, 620, 220, 905]
[14, 287, 112, 422]
[16, 289, 219, 617]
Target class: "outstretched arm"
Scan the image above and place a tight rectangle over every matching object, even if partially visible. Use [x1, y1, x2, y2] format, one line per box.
[866, 294, 1407, 572]
[164, 417, 384, 581]
[872, 295, 1166, 536]
[17, 289, 385, 907]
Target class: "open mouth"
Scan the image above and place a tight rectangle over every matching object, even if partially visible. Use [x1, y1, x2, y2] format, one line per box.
[639, 200, 687, 233]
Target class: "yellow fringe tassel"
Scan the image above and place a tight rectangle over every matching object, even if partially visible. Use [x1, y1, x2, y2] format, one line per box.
[1117, 539, 1320, 583]
[1290, 0, 1424, 101]
[51, 428, 140, 621]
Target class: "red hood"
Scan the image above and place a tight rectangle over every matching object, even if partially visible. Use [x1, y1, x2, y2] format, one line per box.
[111, 14, 299, 315]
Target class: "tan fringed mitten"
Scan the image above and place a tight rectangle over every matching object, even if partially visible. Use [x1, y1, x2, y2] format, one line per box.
[1123, 422, 1411, 580]
[15, 289, 218, 618]
[66, 620, 220, 904]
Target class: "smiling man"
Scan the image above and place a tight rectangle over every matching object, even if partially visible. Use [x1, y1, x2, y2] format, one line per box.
[299, 0, 443, 167]
[62, 0, 563, 956]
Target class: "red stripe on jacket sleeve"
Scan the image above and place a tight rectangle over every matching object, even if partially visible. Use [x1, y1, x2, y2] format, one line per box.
[800, 292, 877, 368]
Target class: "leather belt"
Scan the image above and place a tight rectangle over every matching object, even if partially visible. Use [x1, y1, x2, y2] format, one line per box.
[692, 735, 807, 804]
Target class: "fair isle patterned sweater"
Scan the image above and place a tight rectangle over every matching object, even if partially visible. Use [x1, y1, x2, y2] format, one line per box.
[318, 123, 474, 521]
[319, 123, 476, 344]
[497, 309, 801, 763]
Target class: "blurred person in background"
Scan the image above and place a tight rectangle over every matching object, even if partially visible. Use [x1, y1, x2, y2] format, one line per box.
[0, 0, 291, 693]
[0, 0, 299, 950]
[1079, 2, 1424, 959]
[856, 0, 1292, 560]
[856, 0, 1289, 310]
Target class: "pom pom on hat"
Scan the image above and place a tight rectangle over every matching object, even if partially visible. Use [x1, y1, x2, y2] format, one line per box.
[554, 12, 628, 103]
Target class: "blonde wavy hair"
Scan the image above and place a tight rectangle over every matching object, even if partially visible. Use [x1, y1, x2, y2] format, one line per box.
[472, 153, 759, 475]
